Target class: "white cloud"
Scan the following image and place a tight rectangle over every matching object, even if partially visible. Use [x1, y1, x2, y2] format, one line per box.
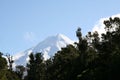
[92, 18, 106, 35]
[24, 32, 37, 43]
[92, 14, 120, 35]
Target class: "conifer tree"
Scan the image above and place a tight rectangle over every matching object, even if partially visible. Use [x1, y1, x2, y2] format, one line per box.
[35, 53, 45, 80]
[25, 53, 45, 80]
[26, 53, 35, 80]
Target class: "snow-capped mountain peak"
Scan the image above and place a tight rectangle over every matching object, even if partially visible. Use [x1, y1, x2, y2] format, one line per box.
[56, 34, 73, 44]
[14, 34, 73, 67]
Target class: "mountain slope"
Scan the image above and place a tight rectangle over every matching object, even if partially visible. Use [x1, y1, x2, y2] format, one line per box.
[13, 34, 73, 67]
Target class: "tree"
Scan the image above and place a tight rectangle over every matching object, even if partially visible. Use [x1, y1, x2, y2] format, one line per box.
[16, 65, 26, 80]
[46, 44, 79, 80]
[6, 54, 14, 71]
[34, 53, 45, 80]
[87, 17, 120, 80]
[0, 52, 7, 70]
[0, 52, 7, 80]
[25, 53, 45, 80]
[0, 52, 20, 80]
[25, 53, 35, 80]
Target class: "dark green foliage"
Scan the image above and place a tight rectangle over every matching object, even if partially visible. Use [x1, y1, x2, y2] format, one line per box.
[26, 53, 35, 80]
[0, 52, 7, 70]
[45, 17, 120, 80]
[6, 70, 20, 80]
[34, 53, 45, 80]
[0, 70, 20, 80]
[0, 52, 7, 80]
[25, 53, 45, 80]
[0, 52, 20, 80]
[93, 17, 120, 80]
[46, 45, 79, 80]
[16, 65, 25, 79]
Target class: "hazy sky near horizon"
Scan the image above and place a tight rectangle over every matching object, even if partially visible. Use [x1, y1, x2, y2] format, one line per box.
[0, 0, 120, 55]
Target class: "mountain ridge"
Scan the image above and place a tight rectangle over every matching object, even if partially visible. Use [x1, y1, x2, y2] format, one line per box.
[13, 34, 74, 67]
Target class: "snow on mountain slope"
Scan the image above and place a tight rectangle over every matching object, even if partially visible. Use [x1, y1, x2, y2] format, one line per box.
[13, 34, 74, 67]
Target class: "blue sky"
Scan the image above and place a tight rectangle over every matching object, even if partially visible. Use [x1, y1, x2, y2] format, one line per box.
[0, 0, 120, 55]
